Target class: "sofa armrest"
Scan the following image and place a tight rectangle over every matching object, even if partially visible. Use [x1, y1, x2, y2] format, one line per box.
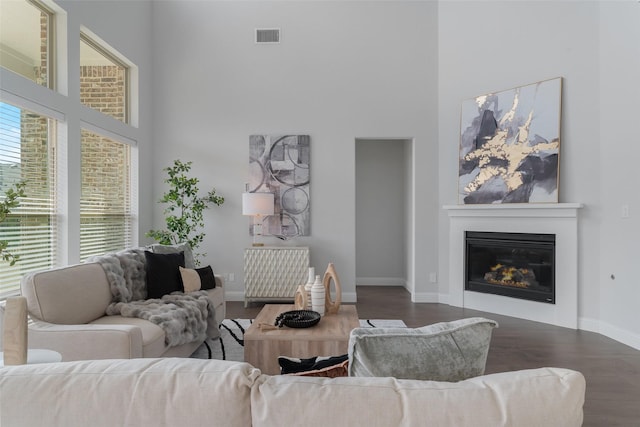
[27, 318, 144, 361]
[212, 274, 226, 323]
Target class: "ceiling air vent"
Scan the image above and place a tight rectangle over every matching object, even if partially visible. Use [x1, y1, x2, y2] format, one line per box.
[255, 28, 280, 44]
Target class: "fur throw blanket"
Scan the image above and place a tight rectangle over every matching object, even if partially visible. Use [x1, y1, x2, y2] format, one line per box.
[88, 249, 147, 302]
[87, 248, 219, 346]
[105, 291, 219, 346]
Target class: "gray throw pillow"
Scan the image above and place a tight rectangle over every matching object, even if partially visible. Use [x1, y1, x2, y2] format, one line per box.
[148, 243, 195, 269]
[348, 317, 498, 381]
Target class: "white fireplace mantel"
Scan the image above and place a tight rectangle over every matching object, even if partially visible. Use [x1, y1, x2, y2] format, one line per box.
[444, 203, 583, 329]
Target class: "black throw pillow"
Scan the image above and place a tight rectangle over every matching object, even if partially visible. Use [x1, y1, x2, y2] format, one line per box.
[145, 250, 185, 299]
[278, 354, 349, 374]
[197, 265, 216, 290]
[178, 265, 217, 292]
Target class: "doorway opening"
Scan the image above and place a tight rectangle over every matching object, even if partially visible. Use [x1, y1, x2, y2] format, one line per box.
[355, 138, 412, 290]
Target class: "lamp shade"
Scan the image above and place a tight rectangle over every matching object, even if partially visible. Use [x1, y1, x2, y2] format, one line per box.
[242, 192, 275, 216]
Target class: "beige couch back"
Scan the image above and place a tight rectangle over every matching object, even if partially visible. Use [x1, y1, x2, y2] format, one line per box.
[0, 358, 586, 427]
[21, 263, 112, 324]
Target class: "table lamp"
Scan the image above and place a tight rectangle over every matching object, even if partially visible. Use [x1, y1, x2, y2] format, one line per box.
[242, 191, 275, 247]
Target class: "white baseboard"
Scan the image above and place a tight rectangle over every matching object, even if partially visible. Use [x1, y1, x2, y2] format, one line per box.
[356, 277, 405, 286]
[225, 291, 246, 302]
[437, 293, 451, 305]
[412, 292, 440, 303]
[579, 317, 640, 351]
[224, 291, 358, 304]
[577, 317, 600, 333]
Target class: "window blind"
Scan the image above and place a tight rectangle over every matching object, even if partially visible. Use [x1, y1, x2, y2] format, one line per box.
[79, 129, 131, 261]
[0, 102, 57, 297]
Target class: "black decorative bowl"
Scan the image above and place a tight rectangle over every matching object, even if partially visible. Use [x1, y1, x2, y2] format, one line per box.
[275, 310, 321, 328]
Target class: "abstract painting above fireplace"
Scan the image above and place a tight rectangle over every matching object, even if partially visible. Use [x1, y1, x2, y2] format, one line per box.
[458, 77, 562, 204]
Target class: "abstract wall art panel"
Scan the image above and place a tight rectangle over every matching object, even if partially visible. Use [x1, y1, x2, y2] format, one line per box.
[249, 134, 310, 237]
[458, 77, 562, 204]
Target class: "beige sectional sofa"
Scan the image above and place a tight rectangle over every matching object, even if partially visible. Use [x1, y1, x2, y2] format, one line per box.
[0, 358, 586, 426]
[13, 245, 225, 361]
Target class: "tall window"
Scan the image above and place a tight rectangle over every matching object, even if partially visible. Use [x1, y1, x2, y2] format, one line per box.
[80, 35, 128, 123]
[0, 0, 52, 87]
[0, 102, 56, 297]
[80, 129, 131, 260]
[1, 1, 138, 298]
[78, 33, 133, 260]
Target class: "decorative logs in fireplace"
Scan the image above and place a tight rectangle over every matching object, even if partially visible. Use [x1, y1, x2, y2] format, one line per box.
[465, 231, 555, 304]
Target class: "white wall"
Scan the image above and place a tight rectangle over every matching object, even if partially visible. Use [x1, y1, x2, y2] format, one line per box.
[151, 1, 439, 302]
[438, 1, 640, 348]
[597, 1, 640, 347]
[9, 0, 635, 349]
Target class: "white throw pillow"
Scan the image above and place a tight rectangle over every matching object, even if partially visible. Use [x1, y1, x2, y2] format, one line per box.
[179, 266, 201, 293]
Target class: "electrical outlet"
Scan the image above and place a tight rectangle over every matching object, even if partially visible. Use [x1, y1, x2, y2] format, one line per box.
[429, 272, 437, 283]
[621, 204, 630, 219]
[228, 273, 235, 282]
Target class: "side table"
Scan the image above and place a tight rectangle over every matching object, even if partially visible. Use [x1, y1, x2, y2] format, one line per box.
[0, 349, 62, 367]
[244, 246, 309, 307]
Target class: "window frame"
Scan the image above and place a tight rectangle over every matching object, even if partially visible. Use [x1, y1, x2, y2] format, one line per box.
[79, 32, 130, 125]
[0, 0, 140, 298]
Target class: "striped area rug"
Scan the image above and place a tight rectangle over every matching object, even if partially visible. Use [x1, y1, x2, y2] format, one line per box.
[191, 318, 406, 362]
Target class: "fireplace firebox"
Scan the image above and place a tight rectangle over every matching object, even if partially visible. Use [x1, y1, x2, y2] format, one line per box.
[465, 231, 555, 304]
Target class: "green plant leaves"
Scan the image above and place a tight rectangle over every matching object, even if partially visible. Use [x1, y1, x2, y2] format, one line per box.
[0, 181, 27, 265]
[146, 160, 225, 264]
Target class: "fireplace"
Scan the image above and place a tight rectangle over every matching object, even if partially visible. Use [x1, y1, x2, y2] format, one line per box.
[445, 203, 580, 329]
[465, 231, 555, 304]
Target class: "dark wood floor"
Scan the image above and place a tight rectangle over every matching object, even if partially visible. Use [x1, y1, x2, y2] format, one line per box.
[227, 286, 640, 427]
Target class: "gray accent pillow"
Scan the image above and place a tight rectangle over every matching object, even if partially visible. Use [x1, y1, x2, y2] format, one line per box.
[148, 243, 195, 269]
[348, 317, 498, 381]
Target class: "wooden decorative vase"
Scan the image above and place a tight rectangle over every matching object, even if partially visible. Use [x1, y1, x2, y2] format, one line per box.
[323, 263, 342, 315]
[294, 285, 309, 310]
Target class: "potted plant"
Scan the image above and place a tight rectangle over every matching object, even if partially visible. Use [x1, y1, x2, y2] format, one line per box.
[146, 160, 224, 264]
[0, 181, 26, 266]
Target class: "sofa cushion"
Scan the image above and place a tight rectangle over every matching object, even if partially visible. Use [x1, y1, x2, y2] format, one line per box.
[0, 358, 259, 427]
[148, 243, 195, 269]
[145, 251, 185, 299]
[179, 267, 201, 292]
[21, 263, 112, 324]
[348, 317, 498, 381]
[179, 265, 216, 293]
[90, 315, 167, 357]
[195, 265, 216, 290]
[251, 367, 585, 427]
